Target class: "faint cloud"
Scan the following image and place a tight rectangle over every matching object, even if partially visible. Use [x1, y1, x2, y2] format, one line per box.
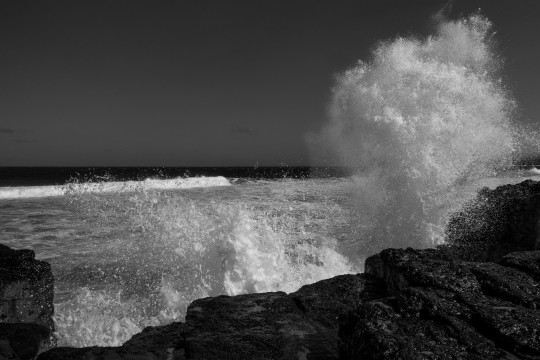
[13, 139, 36, 144]
[0, 128, 33, 135]
[231, 125, 253, 135]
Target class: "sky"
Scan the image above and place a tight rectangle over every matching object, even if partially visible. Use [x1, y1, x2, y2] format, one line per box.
[0, 0, 539, 166]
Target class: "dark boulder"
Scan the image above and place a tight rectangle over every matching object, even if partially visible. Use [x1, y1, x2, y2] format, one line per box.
[0, 244, 54, 331]
[184, 274, 383, 360]
[0, 244, 55, 359]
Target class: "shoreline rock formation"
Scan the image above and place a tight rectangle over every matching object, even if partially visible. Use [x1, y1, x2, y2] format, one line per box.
[2, 179, 539, 359]
[344, 248, 540, 358]
[0, 244, 55, 360]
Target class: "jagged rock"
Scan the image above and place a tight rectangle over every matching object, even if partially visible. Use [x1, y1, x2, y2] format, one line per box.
[289, 273, 385, 329]
[466, 262, 540, 309]
[0, 244, 54, 332]
[339, 300, 503, 359]
[185, 291, 323, 359]
[500, 251, 540, 281]
[0, 244, 55, 359]
[445, 179, 540, 262]
[340, 247, 540, 359]
[184, 274, 383, 360]
[123, 322, 186, 359]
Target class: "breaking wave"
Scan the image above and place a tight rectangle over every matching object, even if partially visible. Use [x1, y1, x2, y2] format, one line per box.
[0, 176, 231, 199]
[53, 180, 356, 346]
[310, 13, 536, 254]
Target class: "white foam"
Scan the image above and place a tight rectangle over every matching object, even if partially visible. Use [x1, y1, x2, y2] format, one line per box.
[528, 167, 540, 175]
[0, 176, 231, 199]
[310, 13, 532, 251]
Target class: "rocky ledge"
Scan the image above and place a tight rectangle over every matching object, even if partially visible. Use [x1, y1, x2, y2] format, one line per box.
[2, 180, 539, 359]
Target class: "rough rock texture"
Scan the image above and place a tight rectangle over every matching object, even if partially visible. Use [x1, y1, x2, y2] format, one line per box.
[0, 244, 55, 359]
[445, 179, 540, 262]
[339, 248, 540, 359]
[0, 244, 54, 331]
[184, 274, 383, 359]
[339, 180, 540, 359]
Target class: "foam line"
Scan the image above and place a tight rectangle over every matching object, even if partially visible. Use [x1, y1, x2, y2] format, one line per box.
[0, 176, 231, 199]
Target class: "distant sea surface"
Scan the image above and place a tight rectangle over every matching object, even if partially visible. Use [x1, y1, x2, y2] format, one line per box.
[0, 166, 352, 187]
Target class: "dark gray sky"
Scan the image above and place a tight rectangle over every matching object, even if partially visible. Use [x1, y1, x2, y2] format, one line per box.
[1, 0, 538, 166]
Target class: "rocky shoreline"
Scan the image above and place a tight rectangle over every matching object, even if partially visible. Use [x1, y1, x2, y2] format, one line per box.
[1, 180, 539, 359]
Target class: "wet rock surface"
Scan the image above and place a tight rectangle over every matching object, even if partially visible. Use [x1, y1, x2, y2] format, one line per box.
[0, 244, 54, 331]
[341, 248, 540, 359]
[183, 274, 383, 360]
[0, 244, 55, 360]
[445, 179, 540, 262]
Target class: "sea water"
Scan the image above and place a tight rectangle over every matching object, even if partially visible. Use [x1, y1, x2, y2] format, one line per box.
[0, 170, 360, 346]
[1, 11, 540, 347]
[0, 169, 538, 346]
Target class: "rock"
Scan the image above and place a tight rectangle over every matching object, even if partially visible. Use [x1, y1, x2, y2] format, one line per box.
[340, 247, 540, 359]
[185, 291, 322, 359]
[0, 244, 54, 332]
[0, 323, 51, 360]
[0, 244, 55, 359]
[123, 322, 186, 359]
[500, 251, 540, 281]
[289, 273, 385, 329]
[339, 300, 503, 359]
[184, 274, 383, 360]
[445, 179, 540, 262]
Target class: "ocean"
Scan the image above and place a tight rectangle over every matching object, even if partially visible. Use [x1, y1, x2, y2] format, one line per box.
[0, 166, 539, 347]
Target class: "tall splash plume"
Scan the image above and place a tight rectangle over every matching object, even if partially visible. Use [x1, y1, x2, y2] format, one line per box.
[311, 13, 523, 254]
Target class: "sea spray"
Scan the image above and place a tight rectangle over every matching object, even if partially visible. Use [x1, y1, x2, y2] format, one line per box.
[310, 13, 523, 254]
[53, 179, 356, 346]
